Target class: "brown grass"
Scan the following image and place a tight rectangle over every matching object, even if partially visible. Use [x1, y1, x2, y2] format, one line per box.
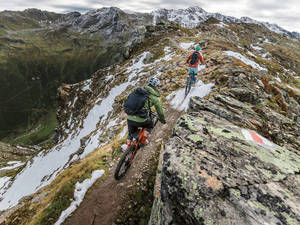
[261, 76, 289, 115]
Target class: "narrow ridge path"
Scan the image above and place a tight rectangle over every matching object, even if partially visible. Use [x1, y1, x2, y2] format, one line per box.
[63, 107, 182, 225]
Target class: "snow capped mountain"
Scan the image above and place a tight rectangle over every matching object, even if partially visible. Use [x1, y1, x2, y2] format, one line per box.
[152, 6, 300, 39]
[0, 5, 299, 224]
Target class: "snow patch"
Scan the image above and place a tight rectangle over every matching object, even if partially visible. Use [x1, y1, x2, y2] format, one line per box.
[0, 177, 11, 190]
[0, 161, 25, 171]
[264, 39, 273, 44]
[82, 79, 92, 91]
[119, 125, 128, 139]
[287, 85, 300, 92]
[247, 51, 256, 58]
[126, 52, 149, 78]
[180, 42, 195, 50]
[107, 118, 118, 128]
[105, 74, 114, 81]
[167, 80, 214, 111]
[54, 170, 104, 225]
[251, 44, 263, 51]
[161, 46, 175, 61]
[215, 22, 228, 28]
[16, 145, 28, 150]
[0, 51, 150, 210]
[225, 51, 266, 71]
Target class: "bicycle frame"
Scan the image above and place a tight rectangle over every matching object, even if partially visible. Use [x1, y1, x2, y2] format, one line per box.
[127, 127, 146, 165]
[114, 113, 159, 180]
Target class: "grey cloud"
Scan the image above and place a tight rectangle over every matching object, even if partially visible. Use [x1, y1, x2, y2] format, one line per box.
[0, 0, 299, 32]
[50, 5, 95, 13]
[246, 0, 294, 11]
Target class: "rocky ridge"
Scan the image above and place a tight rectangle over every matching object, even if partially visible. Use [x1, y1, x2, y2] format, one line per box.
[152, 6, 300, 40]
[1, 6, 299, 139]
[148, 22, 300, 224]
[0, 7, 299, 225]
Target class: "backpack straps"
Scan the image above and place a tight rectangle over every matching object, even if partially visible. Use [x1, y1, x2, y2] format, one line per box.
[148, 96, 153, 120]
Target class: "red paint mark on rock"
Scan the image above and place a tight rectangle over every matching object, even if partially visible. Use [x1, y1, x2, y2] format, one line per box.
[250, 131, 263, 144]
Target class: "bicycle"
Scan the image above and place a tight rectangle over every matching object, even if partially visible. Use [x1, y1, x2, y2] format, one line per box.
[185, 71, 196, 97]
[114, 113, 159, 180]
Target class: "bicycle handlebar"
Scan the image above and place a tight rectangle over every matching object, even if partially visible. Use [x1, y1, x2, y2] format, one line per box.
[149, 112, 160, 127]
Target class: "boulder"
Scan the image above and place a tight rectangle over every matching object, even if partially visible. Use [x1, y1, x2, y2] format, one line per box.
[149, 96, 300, 225]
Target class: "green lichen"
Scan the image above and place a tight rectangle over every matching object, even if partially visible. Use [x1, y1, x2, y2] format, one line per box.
[282, 212, 299, 225]
[245, 165, 255, 171]
[257, 168, 286, 181]
[229, 188, 241, 199]
[184, 115, 198, 132]
[188, 134, 203, 143]
[248, 200, 271, 214]
[242, 144, 300, 174]
[208, 126, 244, 139]
[195, 117, 208, 125]
[233, 140, 300, 175]
[193, 205, 204, 218]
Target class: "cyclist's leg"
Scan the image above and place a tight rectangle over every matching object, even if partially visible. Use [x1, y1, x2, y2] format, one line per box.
[139, 118, 154, 145]
[187, 67, 192, 83]
[127, 120, 139, 147]
[191, 68, 198, 85]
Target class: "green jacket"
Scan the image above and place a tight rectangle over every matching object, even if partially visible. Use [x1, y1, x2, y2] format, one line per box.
[127, 85, 166, 123]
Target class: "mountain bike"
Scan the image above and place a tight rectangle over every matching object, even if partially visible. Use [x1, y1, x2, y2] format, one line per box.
[185, 71, 195, 97]
[114, 113, 159, 180]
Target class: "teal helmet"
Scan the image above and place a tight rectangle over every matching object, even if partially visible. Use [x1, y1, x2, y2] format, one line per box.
[195, 45, 201, 51]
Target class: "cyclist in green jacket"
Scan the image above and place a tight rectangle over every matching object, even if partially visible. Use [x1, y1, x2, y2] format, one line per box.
[126, 77, 166, 148]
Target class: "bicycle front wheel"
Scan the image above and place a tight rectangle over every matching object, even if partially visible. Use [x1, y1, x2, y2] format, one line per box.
[114, 145, 135, 180]
[185, 78, 192, 96]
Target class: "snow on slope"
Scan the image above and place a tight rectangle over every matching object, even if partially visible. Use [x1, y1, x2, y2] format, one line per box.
[0, 52, 148, 210]
[0, 161, 25, 171]
[54, 170, 104, 225]
[167, 80, 214, 111]
[225, 51, 267, 71]
[0, 47, 178, 210]
[167, 65, 214, 111]
[152, 7, 300, 39]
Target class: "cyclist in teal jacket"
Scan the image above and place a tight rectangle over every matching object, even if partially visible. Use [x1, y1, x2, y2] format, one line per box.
[186, 45, 205, 86]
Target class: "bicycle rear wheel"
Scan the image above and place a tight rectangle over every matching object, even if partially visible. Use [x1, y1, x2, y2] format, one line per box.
[114, 145, 135, 180]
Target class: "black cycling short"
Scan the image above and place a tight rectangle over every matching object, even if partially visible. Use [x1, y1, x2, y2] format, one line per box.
[127, 118, 154, 140]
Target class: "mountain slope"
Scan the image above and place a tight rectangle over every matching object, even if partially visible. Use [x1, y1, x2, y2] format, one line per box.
[0, 6, 299, 225]
[1, 6, 299, 141]
[152, 6, 300, 39]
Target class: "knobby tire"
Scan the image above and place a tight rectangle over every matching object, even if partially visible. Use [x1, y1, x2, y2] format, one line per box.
[114, 144, 136, 180]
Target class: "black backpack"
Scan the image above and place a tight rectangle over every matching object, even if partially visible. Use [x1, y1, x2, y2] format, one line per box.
[189, 52, 199, 65]
[124, 88, 150, 118]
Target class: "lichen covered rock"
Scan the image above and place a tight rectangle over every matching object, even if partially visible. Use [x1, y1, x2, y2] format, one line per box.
[149, 96, 300, 225]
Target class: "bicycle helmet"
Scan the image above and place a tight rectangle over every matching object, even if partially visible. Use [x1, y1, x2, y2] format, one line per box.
[195, 45, 201, 51]
[148, 77, 160, 87]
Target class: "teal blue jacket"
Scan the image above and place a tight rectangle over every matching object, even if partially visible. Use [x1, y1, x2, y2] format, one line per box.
[127, 85, 165, 123]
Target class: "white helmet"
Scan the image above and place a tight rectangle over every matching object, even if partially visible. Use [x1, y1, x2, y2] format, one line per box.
[148, 77, 160, 87]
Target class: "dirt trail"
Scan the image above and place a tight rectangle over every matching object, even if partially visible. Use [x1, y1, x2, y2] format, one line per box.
[62, 108, 182, 225]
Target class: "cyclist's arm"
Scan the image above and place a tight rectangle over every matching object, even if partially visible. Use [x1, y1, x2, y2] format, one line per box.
[151, 96, 166, 123]
[198, 53, 205, 65]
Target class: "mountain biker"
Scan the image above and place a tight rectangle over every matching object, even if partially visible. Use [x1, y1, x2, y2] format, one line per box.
[186, 45, 205, 86]
[126, 77, 166, 148]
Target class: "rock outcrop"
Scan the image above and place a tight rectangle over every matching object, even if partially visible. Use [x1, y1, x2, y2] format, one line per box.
[149, 96, 300, 224]
[150, 88, 300, 224]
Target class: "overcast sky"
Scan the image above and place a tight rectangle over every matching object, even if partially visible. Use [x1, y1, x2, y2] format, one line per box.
[0, 0, 299, 33]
